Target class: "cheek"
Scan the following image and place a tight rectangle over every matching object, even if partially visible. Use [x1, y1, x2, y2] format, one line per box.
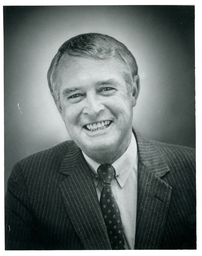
[108, 96, 133, 118]
[61, 104, 81, 125]
[61, 104, 72, 122]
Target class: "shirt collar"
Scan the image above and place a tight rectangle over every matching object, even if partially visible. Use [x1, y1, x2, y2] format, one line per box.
[82, 133, 138, 188]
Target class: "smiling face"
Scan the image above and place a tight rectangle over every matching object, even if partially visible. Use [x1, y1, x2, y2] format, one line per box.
[55, 55, 139, 164]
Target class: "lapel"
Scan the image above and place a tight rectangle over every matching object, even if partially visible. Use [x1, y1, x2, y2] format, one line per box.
[57, 132, 172, 249]
[134, 132, 172, 249]
[58, 142, 111, 250]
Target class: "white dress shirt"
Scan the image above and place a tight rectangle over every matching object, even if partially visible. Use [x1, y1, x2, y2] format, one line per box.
[82, 133, 138, 249]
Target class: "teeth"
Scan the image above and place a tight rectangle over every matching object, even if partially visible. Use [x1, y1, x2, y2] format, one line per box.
[86, 121, 111, 131]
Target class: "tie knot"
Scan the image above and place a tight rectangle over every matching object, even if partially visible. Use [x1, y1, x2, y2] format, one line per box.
[97, 164, 115, 184]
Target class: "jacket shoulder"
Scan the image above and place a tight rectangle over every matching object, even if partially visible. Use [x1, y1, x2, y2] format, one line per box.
[135, 131, 195, 169]
[149, 140, 196, 186]
[10, 140, 78, 180]
[153, 140, 195, 167]
[7, 140, 79, 196]
[18, 140, 75, 165]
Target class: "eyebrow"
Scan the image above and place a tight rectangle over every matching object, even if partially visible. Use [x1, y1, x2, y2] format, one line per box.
[62, 87, 82, 95]
[95, 78, 120, 86]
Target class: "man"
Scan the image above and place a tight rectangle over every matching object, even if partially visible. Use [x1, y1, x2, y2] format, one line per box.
[5, 33, 196, 250]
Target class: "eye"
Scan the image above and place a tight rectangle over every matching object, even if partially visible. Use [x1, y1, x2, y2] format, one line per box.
[99, 87, 116, 95]
[100, 87, 114, 91]
[67, 93, 84, 103]
[68, 93, 81, 99]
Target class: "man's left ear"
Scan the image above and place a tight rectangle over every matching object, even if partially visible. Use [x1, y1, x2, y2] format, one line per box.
[131, 75, 140, 106]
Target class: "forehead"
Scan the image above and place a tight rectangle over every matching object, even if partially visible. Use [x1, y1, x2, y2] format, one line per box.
[55, 55, 131, 87]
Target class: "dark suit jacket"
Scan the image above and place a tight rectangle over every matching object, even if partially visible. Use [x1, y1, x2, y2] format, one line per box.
[5, 132, 196, 250]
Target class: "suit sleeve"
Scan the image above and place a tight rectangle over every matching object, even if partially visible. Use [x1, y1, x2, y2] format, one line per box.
[5, 163, 40, 250]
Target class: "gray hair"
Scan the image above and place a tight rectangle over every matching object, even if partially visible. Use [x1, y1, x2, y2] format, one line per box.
[47, 33, 138, 102]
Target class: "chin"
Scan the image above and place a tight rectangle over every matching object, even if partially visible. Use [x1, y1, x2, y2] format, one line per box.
[85, 140, 117, 154]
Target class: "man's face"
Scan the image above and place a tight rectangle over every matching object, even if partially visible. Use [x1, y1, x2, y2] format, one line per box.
[55, 56, 139, 163]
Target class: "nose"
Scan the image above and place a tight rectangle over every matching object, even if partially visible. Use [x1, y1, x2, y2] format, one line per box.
[82, 93, 104, 116]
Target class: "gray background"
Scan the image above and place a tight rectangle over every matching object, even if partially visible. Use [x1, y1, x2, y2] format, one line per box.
[4, 6, 195, 186]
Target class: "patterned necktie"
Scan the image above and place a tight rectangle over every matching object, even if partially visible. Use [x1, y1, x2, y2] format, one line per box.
[97, 164, 125, 249]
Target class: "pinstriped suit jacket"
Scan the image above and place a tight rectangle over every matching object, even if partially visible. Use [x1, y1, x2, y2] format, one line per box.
[5, 131, 196, 250]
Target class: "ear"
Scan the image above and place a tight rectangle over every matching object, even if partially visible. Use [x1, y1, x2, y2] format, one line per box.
[52, 94, 63, 116]
[131, 75, 140, 107]
[56, 102, 63, 116]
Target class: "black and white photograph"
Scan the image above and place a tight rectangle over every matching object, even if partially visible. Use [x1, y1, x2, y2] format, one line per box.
[4, 5, 196, 250]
